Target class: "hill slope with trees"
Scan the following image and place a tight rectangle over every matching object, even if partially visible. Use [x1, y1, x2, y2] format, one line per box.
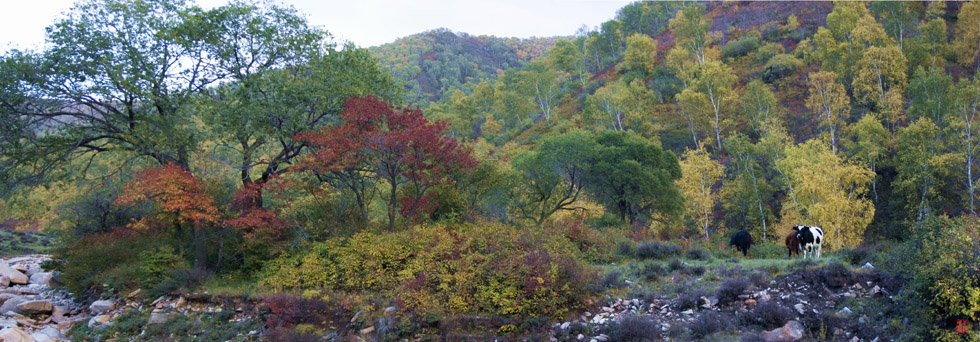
[0, 0, 978, 341]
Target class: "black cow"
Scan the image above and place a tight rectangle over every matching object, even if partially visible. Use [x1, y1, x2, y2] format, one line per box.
[795, 225, 824, 258]
[729, 230, 752, 257]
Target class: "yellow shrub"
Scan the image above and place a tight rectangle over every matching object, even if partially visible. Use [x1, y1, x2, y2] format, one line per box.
[259, 220, 597, 319]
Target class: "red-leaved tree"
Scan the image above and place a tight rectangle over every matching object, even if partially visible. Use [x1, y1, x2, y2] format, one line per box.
[114, 163, 219, 271]
[296, 96, 476, 230]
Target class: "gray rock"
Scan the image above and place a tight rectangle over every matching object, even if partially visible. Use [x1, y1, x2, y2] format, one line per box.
[560, 322, 570, 330]
[147, 312, 170, 325]
[15, 300, 52, 315]
[29, 327, 61, 342]
[838, 307, 853, 315]
[0, 294, 16, 306]
[27, 273, 52, 286]
[794, 303, 805, 315]
[0, 327, 34, 342]
[0, 262, 27, 285]
[88, 300, 114, 314]
[861, 262, 874, 270]
[0, 318, 15, 328]
[761, 320, 804, 342]
[0, 276, 7, 288]
[87, 314, 112, 328]
[0, 296, 26, 315]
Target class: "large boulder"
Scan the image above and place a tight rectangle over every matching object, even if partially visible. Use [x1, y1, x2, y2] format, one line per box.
[0, 276, 7, 288]
[0, 262, 27, 285]
[88, 300, 114, 314]
[15, 300, 52, 315]
[762, 320, 804, 342]
[0, 327, 34, 342]
[27, 273, 51, 287]
[0, 297, 26, 315]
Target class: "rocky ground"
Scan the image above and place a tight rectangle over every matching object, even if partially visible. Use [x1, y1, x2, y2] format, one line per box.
[0, 255, 261, 342]
[549, 262, 899, 342]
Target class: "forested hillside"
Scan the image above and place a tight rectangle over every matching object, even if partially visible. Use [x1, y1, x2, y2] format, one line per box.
[0, 1, 978, 341]
[370, 29, 560, 106]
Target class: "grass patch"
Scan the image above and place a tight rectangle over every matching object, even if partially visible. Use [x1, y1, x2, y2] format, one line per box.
[0, 229, 55, 257]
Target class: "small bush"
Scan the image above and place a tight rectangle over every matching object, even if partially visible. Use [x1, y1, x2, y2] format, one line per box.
[750, 242, 785, 259]
[722, 36, 761, 58]
[749, 271, 770, 288]
[667, 258, 685, 272]
[819, 262, 853, 289]
[641, 263, 667, 281]
[636, 242, 682, 260]
[685, 247, 712, 261]
[763, 54, 803, 83]
[683, 265, 706, 277]
[598, 270, 625, 289]
[799, 311, 844, 338]
[676, 287, 710, 311]
[717, 277, 750, 305]
[616, 241, 635, 257]
[745, 301, 795, 329]
[839, 245, 875, 265]
[604, 315, 661, 342]
[689, 311, 733, 338]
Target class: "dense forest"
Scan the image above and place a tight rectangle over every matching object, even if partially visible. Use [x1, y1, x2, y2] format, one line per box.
[0, 0, 978, 341]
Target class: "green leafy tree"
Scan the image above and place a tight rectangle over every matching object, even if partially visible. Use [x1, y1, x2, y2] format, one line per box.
[725, 133, 776, 240]
[584, 130, 683, 224]
[668, 3, 714, 67]
[740, 80, 780, 138]
[908, 66, 954, 128]
[844, 114, 892, 203]
[0, 0, 214, 173]
[676, 60, 738, 151]
[201, 2, 399, 189]
[896, 118, 956, 226]
[509, 131, 596, 226]
[870, 2, 917, 51]
[954, 1, 980, 69]
[951, 77, 980, 214]
[813, 2, 891, 84]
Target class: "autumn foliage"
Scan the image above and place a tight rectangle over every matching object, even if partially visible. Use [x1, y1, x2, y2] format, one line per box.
[114, 163, 219, 229]
[296, 95, 476, 228]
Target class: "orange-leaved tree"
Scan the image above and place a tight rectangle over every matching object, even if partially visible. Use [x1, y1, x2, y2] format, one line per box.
[114, 163, 218, 272]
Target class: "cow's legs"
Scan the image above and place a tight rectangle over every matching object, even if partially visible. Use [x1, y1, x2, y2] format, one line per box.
[816, 244, 821, 258]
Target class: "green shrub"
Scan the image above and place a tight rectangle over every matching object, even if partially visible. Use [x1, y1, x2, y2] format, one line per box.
[722, 36, 760, 59]
[54, 230, 178, 296]
[763, 54, 803, 83]
[685, 247, 712, 261]
[908, 216, 980, 341]
[636, 242, 682, 260]
[750, 242, 785, 259]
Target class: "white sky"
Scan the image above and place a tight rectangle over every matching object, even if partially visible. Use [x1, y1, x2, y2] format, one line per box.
[0, 0, 631, 52]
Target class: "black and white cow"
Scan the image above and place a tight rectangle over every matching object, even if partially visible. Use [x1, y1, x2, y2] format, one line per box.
[795, 225, 824, 258]
[729, 230, 753, 257]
